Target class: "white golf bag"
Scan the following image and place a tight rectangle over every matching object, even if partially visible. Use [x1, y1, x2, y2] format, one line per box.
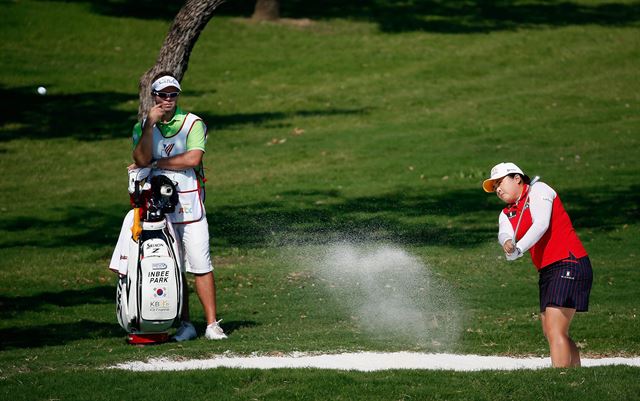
[113, 168, 183, 341]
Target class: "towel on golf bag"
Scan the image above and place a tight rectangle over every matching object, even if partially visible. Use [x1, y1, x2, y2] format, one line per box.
[109, 209, 135, 276]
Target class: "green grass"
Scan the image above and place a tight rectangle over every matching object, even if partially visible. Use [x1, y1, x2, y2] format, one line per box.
[3, 367, 640, 401]
[1, 0, 639, 399]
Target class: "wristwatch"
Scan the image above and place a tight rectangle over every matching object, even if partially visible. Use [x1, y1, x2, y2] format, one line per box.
[151, 160, 158, 169]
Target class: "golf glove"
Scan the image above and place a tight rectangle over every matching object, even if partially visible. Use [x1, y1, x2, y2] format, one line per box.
[505, 247, 523, 261]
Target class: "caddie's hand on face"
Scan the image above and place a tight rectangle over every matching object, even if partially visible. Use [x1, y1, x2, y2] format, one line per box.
[502, 239, 515, 254]
[147, 104, 165, 125]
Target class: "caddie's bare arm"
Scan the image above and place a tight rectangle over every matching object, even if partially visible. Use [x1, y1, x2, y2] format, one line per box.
[155, 149, 203, 171]
[132, 104, 164, 166]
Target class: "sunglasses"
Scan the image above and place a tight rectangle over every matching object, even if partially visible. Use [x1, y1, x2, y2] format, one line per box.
[152, 91, 180, 99]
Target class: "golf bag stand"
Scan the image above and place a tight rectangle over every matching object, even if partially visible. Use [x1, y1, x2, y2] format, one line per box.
[116, 169, 183, 345]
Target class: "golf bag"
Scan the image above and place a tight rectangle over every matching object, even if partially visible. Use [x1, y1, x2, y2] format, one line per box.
[114, 168, 183, 344]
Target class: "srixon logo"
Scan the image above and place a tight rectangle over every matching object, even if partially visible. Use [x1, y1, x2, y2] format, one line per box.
[145, 243, 164, 251]
[144, 242, 165, 256]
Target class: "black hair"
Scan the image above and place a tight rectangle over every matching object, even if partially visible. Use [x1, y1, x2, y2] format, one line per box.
[507, 173, 531, 184]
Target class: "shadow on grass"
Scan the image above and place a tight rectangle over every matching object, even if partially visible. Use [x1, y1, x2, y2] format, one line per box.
[562, 184, 640, 230]
[2, 184, 636, 250]
[0, 320, 263, 349]
[0, 287, 121, 349]
[281, 0, 640, 33]
[207, 320, 259, 336]
[0, 184, 636, 349]
[208, 184, 640, 248]
[205, 108, 368, 132]
[0, 86, 136, 142]
[0, 287, 114, 319]
[37, 0, 640, 33]
[0, 319, 260, 350]
[0, 320, 123, 350]
[209, 187, 495, 248]
[0, 86, 365, 142]
[0, 286, 258, 348]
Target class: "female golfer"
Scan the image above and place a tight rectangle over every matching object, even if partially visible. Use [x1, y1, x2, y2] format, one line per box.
[483, 162, 593, 367]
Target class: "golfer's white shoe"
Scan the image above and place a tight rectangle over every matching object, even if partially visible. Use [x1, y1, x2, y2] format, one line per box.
[205, 320, 227, 340]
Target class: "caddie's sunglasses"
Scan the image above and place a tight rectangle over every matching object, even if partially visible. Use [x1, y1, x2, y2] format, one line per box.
[153, 91, 180, 99]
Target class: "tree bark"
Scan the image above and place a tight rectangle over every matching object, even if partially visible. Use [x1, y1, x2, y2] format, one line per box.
[138, 0, 225, 121]
[252, 0, 280, 21]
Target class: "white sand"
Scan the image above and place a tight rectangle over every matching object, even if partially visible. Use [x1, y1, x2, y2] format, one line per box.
[110, 352, 640, 372]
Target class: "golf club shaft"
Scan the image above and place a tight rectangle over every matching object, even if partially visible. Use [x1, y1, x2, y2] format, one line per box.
[512, 175, 540, 247]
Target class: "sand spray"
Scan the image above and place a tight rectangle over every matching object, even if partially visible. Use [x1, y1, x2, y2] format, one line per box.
[289, 241, 462, 349]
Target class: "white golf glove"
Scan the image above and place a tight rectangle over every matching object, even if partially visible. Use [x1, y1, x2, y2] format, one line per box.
[505, 247, 523, 261]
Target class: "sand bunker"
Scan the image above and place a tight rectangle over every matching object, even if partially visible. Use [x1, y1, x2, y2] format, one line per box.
[110, 352, 640, 372]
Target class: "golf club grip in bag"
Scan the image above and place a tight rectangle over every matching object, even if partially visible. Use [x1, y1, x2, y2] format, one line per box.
[116, 218, 183, 334]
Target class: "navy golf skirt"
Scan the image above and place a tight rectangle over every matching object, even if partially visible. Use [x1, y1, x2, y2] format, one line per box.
[538, 254, 593, 312]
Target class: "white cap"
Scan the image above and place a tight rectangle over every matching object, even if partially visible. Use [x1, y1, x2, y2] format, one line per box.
[482, 162, 527, 193]
[151, 75, 181, 92]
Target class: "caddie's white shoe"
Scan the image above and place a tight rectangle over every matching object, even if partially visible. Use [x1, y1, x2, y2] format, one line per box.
[205, 320, 227, 340]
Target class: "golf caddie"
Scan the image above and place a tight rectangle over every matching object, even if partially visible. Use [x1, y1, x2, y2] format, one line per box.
[130, 72, 226, 341]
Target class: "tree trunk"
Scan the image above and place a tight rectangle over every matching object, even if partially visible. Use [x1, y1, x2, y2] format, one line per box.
[138, 0, 225, 121]
[252, 0, 280, 21]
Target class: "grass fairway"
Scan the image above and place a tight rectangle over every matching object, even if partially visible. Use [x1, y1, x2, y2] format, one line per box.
[1, 0, 639, 400]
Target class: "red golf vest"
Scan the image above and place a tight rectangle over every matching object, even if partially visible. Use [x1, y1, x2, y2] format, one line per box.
[503, 184, 587, 270]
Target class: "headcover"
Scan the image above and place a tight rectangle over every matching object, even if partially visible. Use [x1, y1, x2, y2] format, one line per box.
[128, 167, 152, 194]
[149, 175, 178, 215]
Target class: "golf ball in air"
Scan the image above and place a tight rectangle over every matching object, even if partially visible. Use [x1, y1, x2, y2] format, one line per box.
[37, 86, 47, 95]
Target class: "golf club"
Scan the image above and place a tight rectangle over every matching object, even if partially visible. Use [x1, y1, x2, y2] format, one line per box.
[512, 175, 540, 247]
